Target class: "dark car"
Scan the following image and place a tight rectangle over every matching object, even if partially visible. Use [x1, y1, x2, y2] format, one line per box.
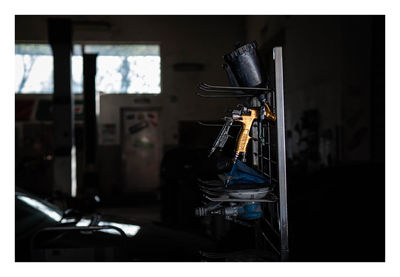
[15, 189, 216, 262]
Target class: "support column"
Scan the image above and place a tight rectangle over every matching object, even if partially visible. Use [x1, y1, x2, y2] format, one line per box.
[48, 18, 74, 195]
[82, 54, 99, 195]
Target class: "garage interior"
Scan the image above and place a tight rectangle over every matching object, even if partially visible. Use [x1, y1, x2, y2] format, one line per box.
[14, 15, 385, 262]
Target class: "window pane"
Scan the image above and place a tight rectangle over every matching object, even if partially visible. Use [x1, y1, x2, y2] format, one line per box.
[84, 44, 161, 94]
[94, 55, 160, 93]
[15, 44, 53, 93]
[72, 56, 83, 93]
[15, 44, 161, 94]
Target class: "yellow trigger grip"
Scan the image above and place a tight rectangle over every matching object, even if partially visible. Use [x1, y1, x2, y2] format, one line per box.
[234, 104, 276, 157]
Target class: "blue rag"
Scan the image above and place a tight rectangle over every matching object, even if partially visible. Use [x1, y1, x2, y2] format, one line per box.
[225, 160, 269, 185]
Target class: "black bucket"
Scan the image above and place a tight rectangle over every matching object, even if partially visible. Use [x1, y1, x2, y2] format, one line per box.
[223, 41, 266, 88]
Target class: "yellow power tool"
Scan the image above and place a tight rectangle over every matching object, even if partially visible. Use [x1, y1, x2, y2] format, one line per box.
[233, 104, 276, 162]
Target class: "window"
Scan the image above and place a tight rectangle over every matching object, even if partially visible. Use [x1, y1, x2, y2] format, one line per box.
[15, 44, 161, 94]
[15, 44, 54, 93]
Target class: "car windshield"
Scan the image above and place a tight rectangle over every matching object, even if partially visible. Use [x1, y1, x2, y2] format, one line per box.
[16, 192, 63, 222]
[15, 191, 141, 238]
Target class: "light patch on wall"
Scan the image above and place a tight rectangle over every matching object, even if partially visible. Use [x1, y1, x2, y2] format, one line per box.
[71, 145, 77, 197]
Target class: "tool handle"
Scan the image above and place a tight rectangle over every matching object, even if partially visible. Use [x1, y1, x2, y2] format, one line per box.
[234, 105, 276, 156]
[236, 126, 252, 154]
[235, 109, 257, 155]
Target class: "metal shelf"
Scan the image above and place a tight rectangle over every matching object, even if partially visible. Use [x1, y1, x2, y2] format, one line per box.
[249, 47, 288, 261]
[197, 46, 289, 261]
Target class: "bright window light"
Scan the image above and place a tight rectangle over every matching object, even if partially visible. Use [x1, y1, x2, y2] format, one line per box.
[15, 44, 53, 93]
[15, 44, 161, 94]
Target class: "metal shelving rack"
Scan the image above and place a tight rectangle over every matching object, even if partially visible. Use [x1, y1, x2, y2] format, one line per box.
[252, 47, 289, 261]
[198, 46, 288, 261]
